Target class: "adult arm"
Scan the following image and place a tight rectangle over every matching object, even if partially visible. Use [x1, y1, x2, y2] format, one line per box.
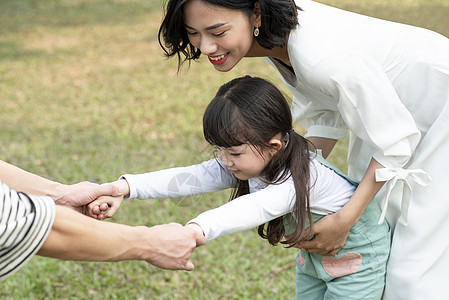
[38, 205, 200, 270]
[297, 158, 385, 255]
[0, 160, 123, 211]
[0, 181, 199, 281]
[307, 137, 338, 159]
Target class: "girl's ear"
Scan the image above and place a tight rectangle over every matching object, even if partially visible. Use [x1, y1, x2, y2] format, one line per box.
[252, 2, 262, 27]
[269, 133, 283, 151]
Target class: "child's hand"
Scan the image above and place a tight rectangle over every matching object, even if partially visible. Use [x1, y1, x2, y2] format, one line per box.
[86, 179, 130, 220]
[87, 194, 124, 220]
[186, 223, 206, 246]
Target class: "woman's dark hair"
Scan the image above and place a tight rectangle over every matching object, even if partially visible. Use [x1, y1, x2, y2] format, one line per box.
[203, 76, 313, 246]
[158, 0, 299, 71]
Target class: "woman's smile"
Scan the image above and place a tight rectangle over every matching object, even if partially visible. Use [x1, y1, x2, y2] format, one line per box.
[208, 53, 228, 65]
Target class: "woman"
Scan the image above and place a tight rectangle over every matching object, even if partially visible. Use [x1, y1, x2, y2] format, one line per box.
[158, 0, 449, 299]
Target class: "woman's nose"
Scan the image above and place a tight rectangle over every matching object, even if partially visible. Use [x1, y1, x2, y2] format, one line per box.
[198, 36, 218, 55]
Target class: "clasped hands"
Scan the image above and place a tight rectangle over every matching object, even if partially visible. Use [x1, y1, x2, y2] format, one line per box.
[57, 179, 204, 271]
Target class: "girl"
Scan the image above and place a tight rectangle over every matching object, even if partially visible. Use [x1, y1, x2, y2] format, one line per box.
[89, 76, 390, 299]
[158, 1, 447, 298]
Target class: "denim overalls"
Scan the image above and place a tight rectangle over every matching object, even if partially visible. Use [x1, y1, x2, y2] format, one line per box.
[285, 154, 391, 300]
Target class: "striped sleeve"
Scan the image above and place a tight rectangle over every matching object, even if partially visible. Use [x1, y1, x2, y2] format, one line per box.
[0, 181, 55, 280]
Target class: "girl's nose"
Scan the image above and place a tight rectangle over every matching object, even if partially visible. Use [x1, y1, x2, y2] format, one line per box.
[217, 151, 233, 167]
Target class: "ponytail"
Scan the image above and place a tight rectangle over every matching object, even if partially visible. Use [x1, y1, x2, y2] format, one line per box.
[257, 130, 314, 246]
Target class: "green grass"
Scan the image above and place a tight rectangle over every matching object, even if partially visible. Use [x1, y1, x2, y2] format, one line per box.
[1, 0, 448, 298]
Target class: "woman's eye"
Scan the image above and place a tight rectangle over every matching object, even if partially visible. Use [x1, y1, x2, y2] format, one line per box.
[186, 30, 197, 36]
[212, 31, 226, 37]
[230, 153, 241, 157]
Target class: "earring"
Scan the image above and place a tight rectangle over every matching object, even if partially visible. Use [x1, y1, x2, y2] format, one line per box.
[254, 26, 260, 37]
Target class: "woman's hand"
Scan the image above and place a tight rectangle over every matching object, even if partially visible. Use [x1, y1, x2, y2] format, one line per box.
[294, 158, 386, 256]
[294, 212, 352, 256]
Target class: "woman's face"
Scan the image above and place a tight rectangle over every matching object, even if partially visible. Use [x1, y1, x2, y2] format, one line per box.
[182, 0, 258, 72]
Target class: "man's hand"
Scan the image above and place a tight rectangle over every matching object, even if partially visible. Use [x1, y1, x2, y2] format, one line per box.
[54, 181, 124, 213]
[140, 223, 202, 271]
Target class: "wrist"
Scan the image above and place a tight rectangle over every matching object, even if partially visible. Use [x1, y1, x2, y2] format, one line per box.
[186, 223, 205, 245]
[115, 179, 130, 198]
[119, 226, 145, 261]
[332, 207, 359, 230]
[102, 224, 145, 262]
[129, 226, 158, 262]
[51, 182, 68, 204]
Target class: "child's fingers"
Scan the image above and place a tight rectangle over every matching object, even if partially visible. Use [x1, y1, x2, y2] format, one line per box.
[183, 261, 195, 271]
[87, 202, 107, 219]
[91, 205, 101, 215]
[87, 195, 123, 219]
[99, 202, 109, 212]
[102, 204, 120, 218]
[90, 204, 111, 220]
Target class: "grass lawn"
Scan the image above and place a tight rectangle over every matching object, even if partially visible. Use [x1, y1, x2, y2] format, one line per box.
[1, 0, 448, 298]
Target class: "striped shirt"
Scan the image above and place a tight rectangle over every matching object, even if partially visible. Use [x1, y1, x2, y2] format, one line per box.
[0, 181, 55, 280]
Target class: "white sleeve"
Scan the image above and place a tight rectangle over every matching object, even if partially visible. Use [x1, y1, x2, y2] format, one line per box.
[121, 159, 235, 199]
[292, 95, 349, 141]
[188, 179, 295, 242]
[306, 52, 421, 169]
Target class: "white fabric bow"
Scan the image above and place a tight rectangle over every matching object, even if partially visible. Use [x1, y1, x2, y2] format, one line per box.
[375, 168, 431, 226]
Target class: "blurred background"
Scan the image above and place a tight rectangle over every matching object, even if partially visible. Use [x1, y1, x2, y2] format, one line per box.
[1, 0, 448, 298]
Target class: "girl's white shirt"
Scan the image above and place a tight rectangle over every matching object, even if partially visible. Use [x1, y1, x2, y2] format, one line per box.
[122, 158, 355, 242]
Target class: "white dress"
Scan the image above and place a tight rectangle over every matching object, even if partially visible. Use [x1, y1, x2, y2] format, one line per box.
[264, 0, 449, 298]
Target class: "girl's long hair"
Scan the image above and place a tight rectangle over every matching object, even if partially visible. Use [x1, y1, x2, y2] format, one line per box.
[203, 76, 313, 246]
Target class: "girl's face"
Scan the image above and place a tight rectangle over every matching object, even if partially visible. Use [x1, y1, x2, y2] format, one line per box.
[183, 0, 258, 72]
[216, 144, 274, 181]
